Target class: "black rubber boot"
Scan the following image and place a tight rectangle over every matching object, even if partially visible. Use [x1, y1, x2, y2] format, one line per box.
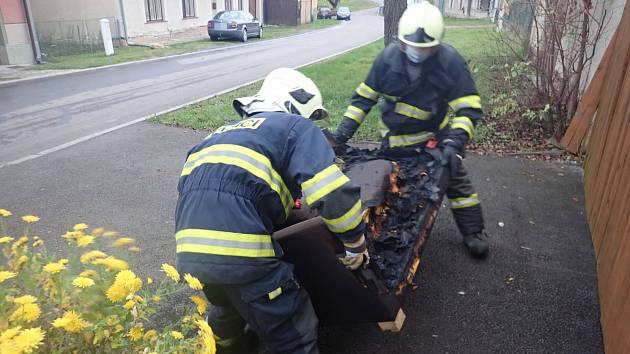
[463, 232, 489, 258]
[216, 329, 260, 354]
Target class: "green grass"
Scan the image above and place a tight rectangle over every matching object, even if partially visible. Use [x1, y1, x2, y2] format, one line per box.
[35, 20, 339, 70]
[152, 28, 500, 142]
[317, 0, 379, 11]
[444, 17, 492, 26]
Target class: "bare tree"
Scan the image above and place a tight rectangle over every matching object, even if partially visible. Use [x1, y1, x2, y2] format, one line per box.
[384, 0, 407, 45]
[497, 0, 608, 138]
[467, 0, 473, 16]
[327, 0, 340, 8]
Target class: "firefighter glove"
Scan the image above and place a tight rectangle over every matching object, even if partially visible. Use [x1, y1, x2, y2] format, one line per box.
[441, 139, 463, 178]
[340, 249, 370, 270]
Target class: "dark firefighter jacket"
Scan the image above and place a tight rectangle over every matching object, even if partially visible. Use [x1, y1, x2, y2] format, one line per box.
[175, 112, 365, 285]
[335, 42, 483, 149]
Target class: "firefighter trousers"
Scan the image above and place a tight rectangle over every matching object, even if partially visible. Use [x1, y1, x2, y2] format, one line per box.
[446, 161, 485, 236]
[203, 262, 319, 354]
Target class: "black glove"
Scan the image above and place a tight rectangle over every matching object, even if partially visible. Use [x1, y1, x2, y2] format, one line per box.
[441, 139, 463, 178]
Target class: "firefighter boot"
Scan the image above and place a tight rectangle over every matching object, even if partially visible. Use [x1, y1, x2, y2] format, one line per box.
[463, 232, 489, 258]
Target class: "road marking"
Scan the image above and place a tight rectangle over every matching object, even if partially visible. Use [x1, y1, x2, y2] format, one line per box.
[0, 35, 383, 169]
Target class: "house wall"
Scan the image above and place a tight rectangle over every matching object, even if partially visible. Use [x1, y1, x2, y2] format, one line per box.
[0, 0, 34, 64]
[123, 0, 217, 37]
[30, 0, 117, 21]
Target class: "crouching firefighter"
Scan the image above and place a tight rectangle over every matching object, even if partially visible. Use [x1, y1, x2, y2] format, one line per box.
[332, 2, 489, 257]
[175, 68, 368, 354]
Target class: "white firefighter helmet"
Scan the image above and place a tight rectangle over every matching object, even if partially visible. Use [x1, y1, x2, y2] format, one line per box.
[233, 68, 328, 122]
[398, 2, 445, 48]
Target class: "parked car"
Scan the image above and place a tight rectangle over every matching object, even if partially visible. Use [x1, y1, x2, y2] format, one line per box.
[317, 7, 333, 19]
[207, 10, 262, 42]
[336, 6, 351, 20]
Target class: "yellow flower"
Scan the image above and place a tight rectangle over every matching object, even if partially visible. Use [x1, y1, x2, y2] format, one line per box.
[161, 263, 180, 282]
[59, 259, 69, 265]
[12, 327, 45, 353]
[144, 329, 158, 341]
[43, 262, 66, 274]
[79, 270, 97, 277]
[13, 236, 29, 248]
[73, 223, 89, 231]
[51, 311, 91, 333]
[152, 295, 161, 303]
[10, 303, 41, 323]
[0, 209, 12, 217]
[14, 295, 37, 305]
[184, 273, 203, 290]
[32, 240, 44, 247]
[195, 319, 217, 354]
[147, 277, 153, 285]
[128, 246, 141, 252]
[112, 237, 134, 247]
[93, 257, 128, 271]
[105, 270, 142, 302]
[0, 236, 14, 244]
[80, 250, 107, 263]
[76, 235, 95, 248]
[190, 295, 208, 315]
[123, 300, 136, 310]
[72, 277, 95, 288]
[102, 231, 119, 237]
[21, 215, 40, 223]
[11, 255, 28, 270]
[114, 324, 124, 333]
[91, 227, 105, 236]
[0, 271, 17, 283]
[0, 326, 21, 343]
[170, 331, 184, 339]
[128, 325, 143, 341]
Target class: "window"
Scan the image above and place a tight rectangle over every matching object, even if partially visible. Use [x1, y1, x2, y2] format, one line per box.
[183, 0, 197, 17]
[225, 0, 233, 10]
[145, 0, 164, 21]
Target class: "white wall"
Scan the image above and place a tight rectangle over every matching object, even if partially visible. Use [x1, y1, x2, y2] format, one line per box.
[123, 0, 219, 37]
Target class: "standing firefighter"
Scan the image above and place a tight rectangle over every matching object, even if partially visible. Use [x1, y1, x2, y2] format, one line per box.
[333, 2, 489, 257]
[175, 68, 368, 354]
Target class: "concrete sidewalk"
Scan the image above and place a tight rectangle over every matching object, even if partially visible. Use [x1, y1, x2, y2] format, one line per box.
[0, 122, 602, 353]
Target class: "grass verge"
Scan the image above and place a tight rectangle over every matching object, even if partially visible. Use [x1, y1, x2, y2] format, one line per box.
[317, 0, 380, 11]
[153, 28, 500, 143]
[34, 20, 339, 70]
[444, 17, 493, 26]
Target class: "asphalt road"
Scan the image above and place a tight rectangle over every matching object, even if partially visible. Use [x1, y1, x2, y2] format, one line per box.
[0, 122, 603, 353]
[0, 8, 383, 168]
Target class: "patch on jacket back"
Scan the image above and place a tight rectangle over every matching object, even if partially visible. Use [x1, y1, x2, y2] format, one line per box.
[207, 117, 267, 138]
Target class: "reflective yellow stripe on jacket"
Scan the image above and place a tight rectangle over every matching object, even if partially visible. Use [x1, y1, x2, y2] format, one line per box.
[344, 105, 366, 124]
[176, 229, 275, 257]
[301, 165, 350, 205]
[181, 144, 293, 216]
[388, 131, 435, 148]
[448, 95, 482, 111]
[394, 102, 431, 120]
[321, 199, 364, 233]
[451, 116, 475, 138]
[356, 82, 379, 101]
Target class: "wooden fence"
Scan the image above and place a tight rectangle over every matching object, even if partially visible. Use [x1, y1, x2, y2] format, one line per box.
[561, 1, 630, 352]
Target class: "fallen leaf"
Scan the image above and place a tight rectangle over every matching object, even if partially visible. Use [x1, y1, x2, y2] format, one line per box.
[498, 222, 505, 227]
[458, 291, 466, 295]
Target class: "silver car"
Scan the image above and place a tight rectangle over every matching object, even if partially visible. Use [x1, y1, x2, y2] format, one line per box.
[208, 11, 262, 42]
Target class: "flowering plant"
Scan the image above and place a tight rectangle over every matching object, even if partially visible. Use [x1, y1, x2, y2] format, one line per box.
[0, 209, 215, 354]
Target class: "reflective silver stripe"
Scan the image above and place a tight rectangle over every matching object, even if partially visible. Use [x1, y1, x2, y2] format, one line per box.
[302, 167, 347, 203]
[452, 117, 475, 137]
[182, 148, 292, 213]
[449, 95, 482, 111]
[388, 132, 435, 148]
[394, 102, 431, 120]
[322, 200, 364, 233]
[344, 105, 366, 124]
[177, 237, 274, 251]
[450, 194, 480, 209]
[356, 82, 379, 101]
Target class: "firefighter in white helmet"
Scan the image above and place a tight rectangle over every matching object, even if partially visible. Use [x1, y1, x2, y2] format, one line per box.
[176, 68, 367, 353]
[333, 2, 490, 257]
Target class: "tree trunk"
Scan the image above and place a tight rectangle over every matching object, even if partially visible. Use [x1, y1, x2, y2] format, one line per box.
[384, 0, 407, 46]
[467, 0, 473, 16]
[327, 0, 340, 8]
